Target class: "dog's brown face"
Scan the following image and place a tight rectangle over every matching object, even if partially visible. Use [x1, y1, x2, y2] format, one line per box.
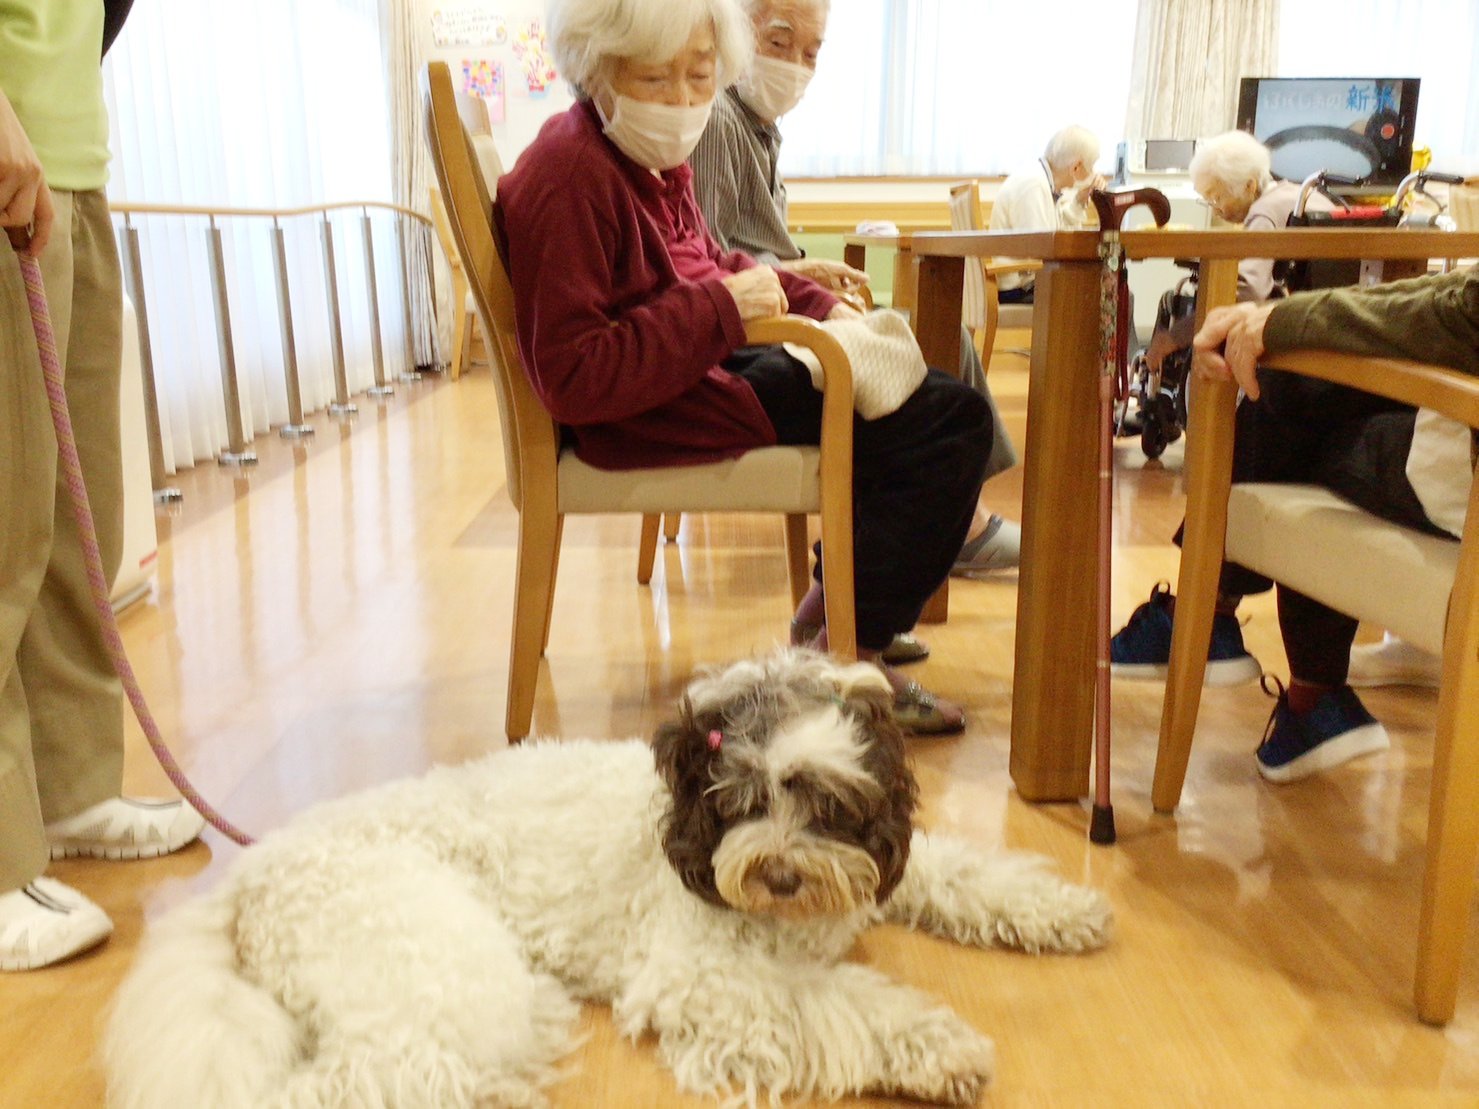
[652, 650, 918, 920]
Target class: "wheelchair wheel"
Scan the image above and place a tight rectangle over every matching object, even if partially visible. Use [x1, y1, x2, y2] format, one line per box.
[1141, 412, 1169, 460]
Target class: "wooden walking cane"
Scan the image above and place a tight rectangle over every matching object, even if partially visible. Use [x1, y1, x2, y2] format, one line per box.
[1085, 188, 1171, 845]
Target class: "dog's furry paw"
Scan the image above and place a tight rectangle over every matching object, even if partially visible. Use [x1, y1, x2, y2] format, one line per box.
[877, 1007, 994, 1106]
[891, 839, 1114, 955]
[988, 862, 1114, 955]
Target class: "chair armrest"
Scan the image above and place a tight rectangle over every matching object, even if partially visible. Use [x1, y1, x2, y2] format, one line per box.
[743, 316, 856, 415]
[1265, 352, 1479, 431]
[743, 314, 857, 658]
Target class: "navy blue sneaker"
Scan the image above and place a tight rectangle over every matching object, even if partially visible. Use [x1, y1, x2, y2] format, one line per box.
[1109, 583, 1261, 686]
[1255, 679, 1390, 783]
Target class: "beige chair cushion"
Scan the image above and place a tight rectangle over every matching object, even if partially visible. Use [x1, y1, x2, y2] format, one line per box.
[1225, 482, 1458, 656]
[998, 304, 1034, 330]
[469, 133, 503, 195]
[558, 446, 822, 514]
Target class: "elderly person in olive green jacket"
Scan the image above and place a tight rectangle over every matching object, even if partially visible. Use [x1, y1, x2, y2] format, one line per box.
[1112, 264, 1478, 785]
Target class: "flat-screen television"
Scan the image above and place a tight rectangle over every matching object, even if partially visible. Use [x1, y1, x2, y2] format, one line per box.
[1235, 77, 1421, 188]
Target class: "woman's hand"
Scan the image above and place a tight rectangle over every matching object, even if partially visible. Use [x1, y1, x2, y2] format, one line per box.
[1193, 301, 1277, 400]
[722, 265, 789, 321]
[826, 301, 862, 321]
[0, 91, 52, 257]
[780, 257, 870, 293]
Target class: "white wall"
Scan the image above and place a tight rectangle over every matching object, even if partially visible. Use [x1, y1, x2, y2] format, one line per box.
[410, 0, 574, 167]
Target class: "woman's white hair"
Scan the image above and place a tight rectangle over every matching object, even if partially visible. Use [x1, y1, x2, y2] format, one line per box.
[738, 0, 832, 20]
[549, 0, 754, 97]
[1189, 130, 1273, 194]
[1043, 125, 1099, 172]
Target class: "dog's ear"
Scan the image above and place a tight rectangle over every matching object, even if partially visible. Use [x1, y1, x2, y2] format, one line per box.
[842, 678, 918, 904]
[651, 698, 727, 907]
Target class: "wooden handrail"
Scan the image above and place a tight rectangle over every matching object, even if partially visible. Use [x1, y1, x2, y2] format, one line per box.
[110, 198, 431, 224]
[1263, 351, 1479, 431]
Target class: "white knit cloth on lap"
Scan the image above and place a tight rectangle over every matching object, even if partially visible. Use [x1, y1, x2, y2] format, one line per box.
[784, 308, 928, 420]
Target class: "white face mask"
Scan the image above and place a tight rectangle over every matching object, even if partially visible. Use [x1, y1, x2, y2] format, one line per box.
[596, 93, 713, 171]
[735, 55, 814, 121]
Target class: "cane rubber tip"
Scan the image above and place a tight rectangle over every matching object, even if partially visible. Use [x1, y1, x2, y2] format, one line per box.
[1089, 804, 1117, 845]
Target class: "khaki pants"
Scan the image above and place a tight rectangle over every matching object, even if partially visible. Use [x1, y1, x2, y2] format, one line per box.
[0, 190, 125, 891]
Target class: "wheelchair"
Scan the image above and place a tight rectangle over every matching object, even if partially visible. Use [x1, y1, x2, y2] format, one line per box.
[1122, 166, 1464, 460]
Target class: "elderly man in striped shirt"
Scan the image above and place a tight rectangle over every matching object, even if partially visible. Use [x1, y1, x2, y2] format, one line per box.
[689, 0, 1024, 592]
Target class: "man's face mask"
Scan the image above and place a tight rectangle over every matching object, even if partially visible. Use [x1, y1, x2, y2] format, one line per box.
[735, 55, 814, 122]
[597, 93, 714, 171]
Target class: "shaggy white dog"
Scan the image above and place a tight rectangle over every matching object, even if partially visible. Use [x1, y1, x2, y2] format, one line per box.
[105, 650, 1111, 1107]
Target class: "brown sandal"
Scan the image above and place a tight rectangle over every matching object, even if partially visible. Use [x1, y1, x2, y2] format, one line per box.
[891, 680, 966, 736]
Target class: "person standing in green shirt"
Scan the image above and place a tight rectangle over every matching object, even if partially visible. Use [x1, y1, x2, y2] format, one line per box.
[1, 0, 202, 972]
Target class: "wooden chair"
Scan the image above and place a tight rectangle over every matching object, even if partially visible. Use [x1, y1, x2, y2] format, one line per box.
[1155, 349, 1479, 1025]
[423, 61, 858, 738]
[946, 181, 1039, 372]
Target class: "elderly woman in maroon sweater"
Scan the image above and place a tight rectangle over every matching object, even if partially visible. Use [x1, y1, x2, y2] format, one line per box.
[497, 0, 992, 733]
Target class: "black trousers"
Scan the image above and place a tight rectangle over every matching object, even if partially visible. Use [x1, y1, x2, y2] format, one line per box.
[725, 347, 992, 652]
[1189, 368, 1447, 685]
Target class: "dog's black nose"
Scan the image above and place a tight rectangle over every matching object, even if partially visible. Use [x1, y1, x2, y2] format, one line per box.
[759, 860, 802, 897]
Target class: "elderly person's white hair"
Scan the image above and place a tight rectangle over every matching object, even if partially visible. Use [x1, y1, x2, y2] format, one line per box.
[550, 0, 754, 97]
[1043, 125, 1099, 172]
[738, 0, 832, 18]
[1189, 130, 1273, 195]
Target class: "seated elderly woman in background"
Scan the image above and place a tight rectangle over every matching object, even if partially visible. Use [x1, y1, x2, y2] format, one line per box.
[496, 0, 993, 733]
[1142, 129, 1335, 373]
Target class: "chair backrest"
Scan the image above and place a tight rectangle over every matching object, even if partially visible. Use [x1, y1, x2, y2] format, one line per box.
[455, 91, 492, 136]
[423, 61, 557, 511]
[1450, 182, 1479, 232]
[428, 186, 462, 277]
[468, 133, 505, 198]
[948, 181, 988, 331]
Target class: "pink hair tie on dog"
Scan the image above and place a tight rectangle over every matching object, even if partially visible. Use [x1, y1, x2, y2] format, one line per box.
[706, 729, 723, 751]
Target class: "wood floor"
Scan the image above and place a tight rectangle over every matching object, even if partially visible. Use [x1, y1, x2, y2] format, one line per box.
[4, 353, 1477, 1108]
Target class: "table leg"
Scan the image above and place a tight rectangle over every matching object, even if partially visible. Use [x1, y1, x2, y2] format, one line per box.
[843, 242, 865, 273]
[893, 245, 918, 313]
[1010, 259, 1101, 801]
[913, 255, 966, 625]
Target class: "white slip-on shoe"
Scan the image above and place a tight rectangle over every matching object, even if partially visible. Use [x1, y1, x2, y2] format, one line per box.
[951, 516, 1021, 577]
[46, 797, 206, 861]
[1348, 633, 1441, 689]
[0, 878, 113, 971]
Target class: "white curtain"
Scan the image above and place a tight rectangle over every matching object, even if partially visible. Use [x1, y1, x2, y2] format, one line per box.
[1124, 0, 1281, 149]
[1279, 0, 1479, 173]
[779, 0, 1140, 176]
[103, 0, 409, 473]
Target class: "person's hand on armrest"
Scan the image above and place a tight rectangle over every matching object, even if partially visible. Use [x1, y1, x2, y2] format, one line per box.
[722, 265, 789, 321]
[778, 257, 870, 293]
[1193, 301, 1277, 400]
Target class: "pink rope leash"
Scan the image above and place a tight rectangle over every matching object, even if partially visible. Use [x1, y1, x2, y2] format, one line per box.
[17, 251, 254, 846]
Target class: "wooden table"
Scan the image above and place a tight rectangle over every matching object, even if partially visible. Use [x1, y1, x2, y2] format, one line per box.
[908, 228, 1479, 802]
[843, 232, 918, 312]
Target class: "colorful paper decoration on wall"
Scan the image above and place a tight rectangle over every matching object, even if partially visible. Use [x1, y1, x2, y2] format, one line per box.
[511, 20, 557, 97]
[431, 5, 507, 47]
[461, 59, 506, 125]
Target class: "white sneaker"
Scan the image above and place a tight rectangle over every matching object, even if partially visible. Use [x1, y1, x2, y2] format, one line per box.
[46, 797, 206, 861]
[0, 877, 113, 971]
[1348, 634, 1441, 689]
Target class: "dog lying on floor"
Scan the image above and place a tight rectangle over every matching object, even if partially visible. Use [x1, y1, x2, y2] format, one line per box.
[105, 649, 1111, 1107]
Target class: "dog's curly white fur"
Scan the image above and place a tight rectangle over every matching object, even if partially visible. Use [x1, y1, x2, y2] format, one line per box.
[104, 650, 1111, 1107]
